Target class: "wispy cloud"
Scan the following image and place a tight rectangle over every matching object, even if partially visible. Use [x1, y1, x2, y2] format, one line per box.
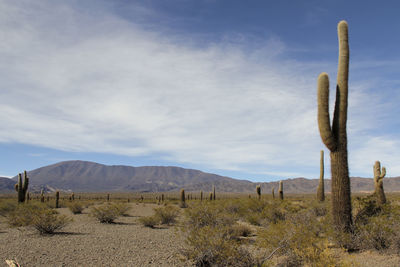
[1, 0, 400, 180]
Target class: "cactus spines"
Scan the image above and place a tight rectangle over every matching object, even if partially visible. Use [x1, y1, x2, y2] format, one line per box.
[213, 186, 216, 200]
[180, 189, 187, 208]
[373, 161, 386, 204]
[317, 150, 325, 202]
[256, 185, 261, 200]
[55, 191, 60, 208]
[272, 187, 275, 199]
[278, 181, 283, 200]
[15, 171, 29, 203]
[317, 20, 352, 232]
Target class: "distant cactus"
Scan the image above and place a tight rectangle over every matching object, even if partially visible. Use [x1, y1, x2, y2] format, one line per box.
[317, 21, 352, 232]
[213, 186, 216, 200]
[373, 161, 386, 204]
[317, 150, 325, 202]
[40, 189, 45, 203]
[256, 185, 261, 200]
[272, 187, 275, 199]
[55, 191, 60, 208]
[278, 181, 283, 200]
[15, 171, 29, 203]
[209, 192, 213, 201]
[161, 194, 164, 202]
[200, 190, 203, 202]
[71, 192, 75, 201]
[107, 193, 110, 202]
[180, 189, 187, 208]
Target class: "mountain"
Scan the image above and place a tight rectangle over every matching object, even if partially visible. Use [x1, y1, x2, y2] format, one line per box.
[8, 160, 400, 193]
[0, 177, 15, 193]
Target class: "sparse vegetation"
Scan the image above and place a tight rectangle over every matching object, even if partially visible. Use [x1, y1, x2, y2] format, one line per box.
[67, 202, 84, 214]
[89, 203, 121, 223]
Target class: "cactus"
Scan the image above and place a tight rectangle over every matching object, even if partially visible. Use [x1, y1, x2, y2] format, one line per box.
[317, 21, 352, 232]
[256, 185, 261, 200]
[107, 193, 110, 202]
[180, 189, 187, 208]
[373, 161, 386, 204]
[209, 192, 213, 201]
[213, 186, 216, 200]
[278, 181, 283, 200]
[40, 189, 45, 203]
[15, 171, 29, 203]
[200, 190, 203, 202]
[317, 150, 325, 202]
[26, 192, 30, 203]
[55, 191, 60, 208]
[71, 192, 75, 201]
[161, 193, 164, 202]
[272, 187, 275, 199]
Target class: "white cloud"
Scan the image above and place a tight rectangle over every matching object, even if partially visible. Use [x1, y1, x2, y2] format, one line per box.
[1, 0, 400, 180]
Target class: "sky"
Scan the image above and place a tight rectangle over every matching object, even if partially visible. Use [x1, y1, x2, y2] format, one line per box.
[1, 0, 400, 181]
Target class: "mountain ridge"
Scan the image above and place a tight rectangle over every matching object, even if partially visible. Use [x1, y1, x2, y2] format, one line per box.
[2, 160, 400, 193]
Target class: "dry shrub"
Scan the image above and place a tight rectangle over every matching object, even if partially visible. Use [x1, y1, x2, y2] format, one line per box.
[7, 203, 71, 234]
[182, 226, 256, 267]
[67, 202, 84, 214]
[0, 200, 17, 217]
[184, 202, 235, 230]
[31, 209, 71, 234]
[90, 203, 120, 223]
[258, 209, 340, 266]
[154, 205, 179, 225]
[139, 215, 159, 228]
[113, 202, 130, 216]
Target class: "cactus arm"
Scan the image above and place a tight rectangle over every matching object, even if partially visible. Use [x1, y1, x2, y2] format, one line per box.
[380, 167, 386, 179]
[317, 73, 337, 151]
[23, 171, 29, 192]
[332, 21, 349, 138]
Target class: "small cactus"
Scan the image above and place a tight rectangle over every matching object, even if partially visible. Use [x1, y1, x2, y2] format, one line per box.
[200, 191, 203, 202]
[317, 150, 325, 202]
[373, 161, 386, 204]
[40, 189, 45, 203]
[209, 192, 213, 201]
[15, 171, 29, 203]
[180, 189, 187, 208]
[55, 191, 60, 208]
[213, 186, 216, 200]
[256, 185, 261, 200]
[279, 181, 283, 200]
[107, 193, 110, 202]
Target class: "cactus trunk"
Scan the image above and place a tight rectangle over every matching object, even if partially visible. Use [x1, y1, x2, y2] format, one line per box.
[317, 21, 352, 232]
[55, 191, 60, 208]
[317, 150, 325, 202]
[213, 186, 216, 200]
[278, 181, 283, 200]
[15, 171, 29, 203]
[373, 161, 386, 204]
[256, 185, 261, 200]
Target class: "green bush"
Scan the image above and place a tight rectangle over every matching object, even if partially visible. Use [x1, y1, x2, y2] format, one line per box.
[183, 202, 235, 230]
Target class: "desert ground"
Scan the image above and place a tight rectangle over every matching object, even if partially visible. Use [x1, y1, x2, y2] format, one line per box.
[1, 197, 400, 267]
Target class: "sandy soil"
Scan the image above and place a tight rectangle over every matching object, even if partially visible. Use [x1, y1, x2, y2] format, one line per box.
[0, 203, 191, 267]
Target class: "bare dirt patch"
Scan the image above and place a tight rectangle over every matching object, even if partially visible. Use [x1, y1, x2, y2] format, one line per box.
[0, 203, 190, 267]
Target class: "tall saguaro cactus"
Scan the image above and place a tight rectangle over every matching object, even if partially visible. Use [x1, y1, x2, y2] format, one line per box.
[373, 161, 386, 204]
[317, 20, 352, 232]
[317, 150, 325, 202]
[15, 171, 29, 203]
[256, 185, 261, 200]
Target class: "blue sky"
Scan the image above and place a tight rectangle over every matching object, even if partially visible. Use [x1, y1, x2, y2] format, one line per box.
[1, 0, 400, 181]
